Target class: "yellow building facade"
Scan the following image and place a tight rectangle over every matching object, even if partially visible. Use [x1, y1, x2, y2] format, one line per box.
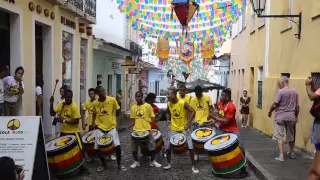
[244, 0, 320, 152]
[0, 0, 95, 135]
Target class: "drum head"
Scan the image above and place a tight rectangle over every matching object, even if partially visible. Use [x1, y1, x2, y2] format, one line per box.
[191, 128, 215, 142]
[204, 133, 237, 152]
[46, 135, 76, 152]
[151, 129, 161, 139]
[82, 130, 96, 144]
[97, 135, 113, 146]
[131, 131, 150, 139]
[170, 133, 186, 146]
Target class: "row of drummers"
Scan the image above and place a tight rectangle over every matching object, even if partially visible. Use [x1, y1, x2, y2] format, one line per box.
[45, 127, 245, 176]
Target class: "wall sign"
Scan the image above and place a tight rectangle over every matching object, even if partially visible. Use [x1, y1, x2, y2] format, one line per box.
[112, 60, 120, 69]
[129, 68, 141, 74]
[0, 117, 50, 180]
[61, 16, 76, 29]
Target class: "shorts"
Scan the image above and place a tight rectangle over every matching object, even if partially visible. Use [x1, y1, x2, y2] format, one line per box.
[94, 128, 120, 149]
[131, 133, 155, 152]
[311, 122, 320, 145]
[166, 130, 193, 150]
[216, 129, 245, 152]
[273, 121, 296, 143]
[55, 122, 60, 134]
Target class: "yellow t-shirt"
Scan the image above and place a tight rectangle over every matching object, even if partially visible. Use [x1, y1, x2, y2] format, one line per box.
[83, 100, 95, 125]
[177, 94, 191, 104]
[54, 101, 81, 133]
[130, 103, 155, 132]
[92, 97, 120, 131]
[190, 94, 213, 125]
[168, 99, 188, 131]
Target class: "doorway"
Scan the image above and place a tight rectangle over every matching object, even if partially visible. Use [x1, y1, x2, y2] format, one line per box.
[0, 10, 10, 72]
[34, 21, 53, 135]
[108, 75, 112, 96]
[116, 74, 121, 91]
[80, 39, 87, 108]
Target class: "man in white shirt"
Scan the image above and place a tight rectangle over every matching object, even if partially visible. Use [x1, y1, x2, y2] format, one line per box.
[0, 66, 9, 116]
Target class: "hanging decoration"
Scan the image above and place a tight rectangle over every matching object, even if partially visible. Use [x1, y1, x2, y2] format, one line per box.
[157, 39, 170, 65]
[180, 40, 194, 64]
[171, 0, 199, 37]
[201, 39, 214, 66]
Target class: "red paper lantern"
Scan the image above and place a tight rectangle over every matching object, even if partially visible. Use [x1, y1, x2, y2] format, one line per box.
[171, 0, 199, 37]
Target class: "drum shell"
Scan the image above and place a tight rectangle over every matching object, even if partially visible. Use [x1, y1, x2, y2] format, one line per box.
[46, 136, 84, 175]
[83, 142, 96, 157]
[99, 140, 115, 156]
[191, 128, 216, 154]
[171, 141, 187, 154]
[131, 131, 149, 142]
[192, 139, 206, 154]
[205, 137, 246, 174]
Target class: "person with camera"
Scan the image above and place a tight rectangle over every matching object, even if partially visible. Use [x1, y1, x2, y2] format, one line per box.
[0, 156, 25, 180]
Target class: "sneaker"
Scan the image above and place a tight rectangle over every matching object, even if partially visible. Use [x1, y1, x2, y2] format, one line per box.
[275, 156, 284, 162]
[111, 155, 116, 161]
[150, 160, 162, 168]
[118, 165, 127, 172]
[163, 163, 171, 170]
[287, 151, 296, 159]
[130, 161, 140, 169]
[97, 166, 105, 172]
[192, 166, 199, 173]
[194, 154, 199, 161]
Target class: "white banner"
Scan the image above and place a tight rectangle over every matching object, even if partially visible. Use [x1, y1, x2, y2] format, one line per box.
[0, 116, 49, 180]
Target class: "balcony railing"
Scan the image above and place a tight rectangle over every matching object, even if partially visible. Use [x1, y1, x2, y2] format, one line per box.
[47, 0, 96, 24]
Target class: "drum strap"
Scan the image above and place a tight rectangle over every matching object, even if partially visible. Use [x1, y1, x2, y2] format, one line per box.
[74, 132, 83, 151]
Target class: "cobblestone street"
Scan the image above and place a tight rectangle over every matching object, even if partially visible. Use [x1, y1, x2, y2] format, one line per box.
[63, 122, 258, 180]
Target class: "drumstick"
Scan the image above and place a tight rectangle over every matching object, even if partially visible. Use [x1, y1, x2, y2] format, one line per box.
[52, 79, 59, 96]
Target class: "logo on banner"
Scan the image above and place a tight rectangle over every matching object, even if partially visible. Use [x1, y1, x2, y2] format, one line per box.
[0, 119, 30, 134]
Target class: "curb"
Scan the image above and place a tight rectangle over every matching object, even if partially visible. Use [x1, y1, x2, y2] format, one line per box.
[246, 151, 276, 180]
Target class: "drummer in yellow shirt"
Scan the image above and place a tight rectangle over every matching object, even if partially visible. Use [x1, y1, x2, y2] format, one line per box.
[177, 84, 191, 104]
[164, 87, 199, 174]
[92, 86, 127, 172]
[130, 91, 162, 169]
[50, 89, 88, 173]
[81, 88, 97, 131]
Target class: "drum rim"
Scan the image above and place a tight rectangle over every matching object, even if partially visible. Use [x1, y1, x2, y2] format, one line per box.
[131, 130, 150, 139]
[97, 135, 113, 146]
[211, 158, 246, 175]
[191, 127, 216, 142]
[51, 159, 84, 176]
[170, 133, 187, 146]
[46, 135, 76, 152]
[81, 131, 96, 144]
[204, 133, 237, 151]
[151, 129, 161, 139]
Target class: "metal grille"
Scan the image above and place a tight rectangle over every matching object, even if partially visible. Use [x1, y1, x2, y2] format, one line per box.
[85, 0, 96, 18]
[312, 72, 320, 89]
[68, 0, 84, 11]
[281, 73, 291, 78]
[257, 81, 262, 108]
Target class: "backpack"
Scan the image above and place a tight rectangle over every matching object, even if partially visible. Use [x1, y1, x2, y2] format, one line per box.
[310, 98, 320, 118]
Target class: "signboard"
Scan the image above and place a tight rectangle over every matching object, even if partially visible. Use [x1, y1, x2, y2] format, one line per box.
[0, 117, 50, 180]
[112, 60, 120, 69]
[128, 68, 141, 74]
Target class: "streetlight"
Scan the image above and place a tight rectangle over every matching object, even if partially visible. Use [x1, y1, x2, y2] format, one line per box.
[250, 0, 302, 39]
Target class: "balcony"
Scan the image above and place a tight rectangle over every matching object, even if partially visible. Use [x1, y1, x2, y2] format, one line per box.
[47, 0, 96, 24]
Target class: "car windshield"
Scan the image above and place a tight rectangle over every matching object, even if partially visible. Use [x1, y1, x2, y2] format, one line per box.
[155, 97, 168, 103]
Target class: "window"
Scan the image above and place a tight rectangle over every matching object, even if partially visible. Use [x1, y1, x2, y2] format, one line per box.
[62, 31, 73, 89]
[250, 6, 256, 33]
[311, 0, 320, 19]
[258, 9, 265, 28]
[282, 0, 293, 29]
[281, 73, 291, 78]
[242, 7, 247, 29]
[311, 72, 320, 89]
[257, 66, 263, 108]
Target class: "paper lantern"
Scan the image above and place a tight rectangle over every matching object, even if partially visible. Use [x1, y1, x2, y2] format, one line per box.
[171, 0, 199, 37]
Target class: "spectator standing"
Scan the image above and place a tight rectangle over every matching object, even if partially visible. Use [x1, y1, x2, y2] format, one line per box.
[35, 77, 44, 116]
[268, 76, 299, 161]
[0, 156, 25, 180]
[305, 76, 320, 151]
[0, 66, 9, 116]
[116, 89, 122, 118]
[3, 66, 24, 116]
[240, 90, 250, 128]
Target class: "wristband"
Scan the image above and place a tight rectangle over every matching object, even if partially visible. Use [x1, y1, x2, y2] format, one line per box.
[316, 142, 320, 151]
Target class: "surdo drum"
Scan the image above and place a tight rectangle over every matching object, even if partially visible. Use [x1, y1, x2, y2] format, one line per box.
[97, 135, 115, 156]
[131, 131, 150, 142]
[82, 130, 96, 157]
[204, 133, 246, 175]
[46, 135, 84, 175]
[141, 129, 163, 155]
[170, 133, 188, 154]
[191, 127, 216, 154]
